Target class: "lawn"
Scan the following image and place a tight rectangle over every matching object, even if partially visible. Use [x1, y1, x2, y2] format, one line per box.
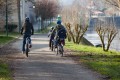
[0, 60, 13, 80]
[0, 36, 14, 45]
[0, 32, 20, 38]
[65, 41, 120, 80]
[0, 32, 20, 46]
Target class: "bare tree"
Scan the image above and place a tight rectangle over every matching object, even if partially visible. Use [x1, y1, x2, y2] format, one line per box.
[105, 0, 120, 9]
[35, 0, 59, 29]
[95, 19, 118, 51]
[61, 0, 89, 44]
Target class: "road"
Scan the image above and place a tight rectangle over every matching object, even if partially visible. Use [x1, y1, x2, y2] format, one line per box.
[10, 34, 103, 80]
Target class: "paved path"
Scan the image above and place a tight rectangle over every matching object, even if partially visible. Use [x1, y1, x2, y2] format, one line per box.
[11, 34, 102, 80]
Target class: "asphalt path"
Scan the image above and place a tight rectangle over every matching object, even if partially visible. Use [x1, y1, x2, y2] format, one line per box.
[10, 34, 103, 80]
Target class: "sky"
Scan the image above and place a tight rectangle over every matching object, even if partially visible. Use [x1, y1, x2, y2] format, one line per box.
[60, 0, 74, 6]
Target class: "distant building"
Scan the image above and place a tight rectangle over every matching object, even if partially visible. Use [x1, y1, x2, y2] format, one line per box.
[0, 0, 35, 32]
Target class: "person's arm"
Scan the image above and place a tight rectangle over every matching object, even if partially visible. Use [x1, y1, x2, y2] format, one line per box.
[31, 23, 34, 35]
[21, 23, 25, 35]
[48, 30, 52, 37]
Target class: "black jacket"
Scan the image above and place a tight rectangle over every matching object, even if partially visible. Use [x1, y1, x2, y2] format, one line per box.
[21, 21, 34, 35]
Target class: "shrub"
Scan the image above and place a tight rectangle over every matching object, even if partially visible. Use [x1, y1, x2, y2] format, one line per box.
[4, 24, 17, 32]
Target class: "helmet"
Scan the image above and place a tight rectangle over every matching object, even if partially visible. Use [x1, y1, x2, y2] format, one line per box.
[25, 17, 29, 21]
[57, 20, 61, 24]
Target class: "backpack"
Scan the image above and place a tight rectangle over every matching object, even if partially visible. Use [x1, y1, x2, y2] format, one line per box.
[57, 27, 67, 39]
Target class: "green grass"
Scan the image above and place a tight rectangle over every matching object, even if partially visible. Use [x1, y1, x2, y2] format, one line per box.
[0, 36, 14, 45]
[65, 41, 120, 80]
[0, 32, 19, 80]
[0, 31, 20, 46]
[0, 35, 15, 80]
[0, 32, 20, 38]
[0, 60, 13, 80]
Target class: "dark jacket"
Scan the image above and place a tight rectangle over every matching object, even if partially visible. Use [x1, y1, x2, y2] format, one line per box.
[21, 21, 34, 35]
[57, 27, 67, 39]
[55, 24, 67, 39]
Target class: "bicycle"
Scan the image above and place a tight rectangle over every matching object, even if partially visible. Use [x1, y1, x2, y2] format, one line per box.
[56, 38, 64, 57]
[25, 37, 31, 57]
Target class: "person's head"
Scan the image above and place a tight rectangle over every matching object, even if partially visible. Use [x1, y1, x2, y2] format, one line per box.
[25, 17, 30, 22]
[57, 20, 61, 25]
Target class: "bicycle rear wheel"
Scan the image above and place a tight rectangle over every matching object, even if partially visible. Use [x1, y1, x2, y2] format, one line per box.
[59, 45, 63, 57]
[26, 43, 29, 57]
[56, 45, 59, 55]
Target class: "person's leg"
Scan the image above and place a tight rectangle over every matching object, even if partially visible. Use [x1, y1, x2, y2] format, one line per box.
[28, 35, 31, 44]
[63, 39, 65, 46]
[22, 34, 27, 52]
[28, 35, 32, 48]
[49, 39, 52, 48]
[55, 39, 58, 48]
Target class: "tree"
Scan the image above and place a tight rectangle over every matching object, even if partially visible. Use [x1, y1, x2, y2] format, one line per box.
[61, 0, 89, 44]
[105, 0, 120, 9]
[0, 0, 14, 31]
[95, 19, 118, 51]
[35, 0, 59, 29]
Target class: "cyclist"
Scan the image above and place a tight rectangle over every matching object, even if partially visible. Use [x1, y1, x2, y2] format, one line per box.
[52, 20, 67, 47]
[48, 27, 55, 49]
[21, 17, 34, 53]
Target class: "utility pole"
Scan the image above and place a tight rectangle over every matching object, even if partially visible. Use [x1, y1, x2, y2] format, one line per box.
[6, 0, 8, 36]
[17, 0, 22, 33]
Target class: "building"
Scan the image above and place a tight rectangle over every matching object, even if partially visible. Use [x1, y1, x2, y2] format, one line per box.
[0, 0, 18, 31]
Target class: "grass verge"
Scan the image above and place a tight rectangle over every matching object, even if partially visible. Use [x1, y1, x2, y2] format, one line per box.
[0, 32, 20, 37]
[0, 60, 13, 80]
[0, 32, 19, 80]
[0, 36, 14, 46]
[0, 32, 20, 46]
[65, 41, 120, 80]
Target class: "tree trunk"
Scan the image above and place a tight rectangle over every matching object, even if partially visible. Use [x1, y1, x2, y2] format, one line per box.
[67, 33, 71, 42]
[70, 31, 75, 43]
[78, 34, 84, 44]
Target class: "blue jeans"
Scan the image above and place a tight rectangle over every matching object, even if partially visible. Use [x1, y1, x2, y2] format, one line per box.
[22, 34, 31, 51]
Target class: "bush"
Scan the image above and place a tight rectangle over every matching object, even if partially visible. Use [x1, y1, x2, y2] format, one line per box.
[4, 24, 17, 32]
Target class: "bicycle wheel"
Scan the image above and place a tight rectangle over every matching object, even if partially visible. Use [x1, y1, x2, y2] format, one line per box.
[56, 45, 59, 55]
[59, 45, 63, 57]
[26, 43, 29, 57]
